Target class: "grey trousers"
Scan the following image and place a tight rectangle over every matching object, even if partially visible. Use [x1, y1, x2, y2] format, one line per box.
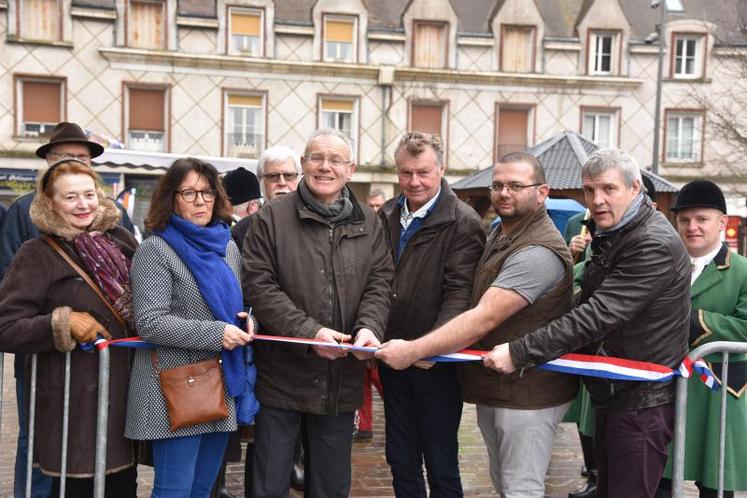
[476, 401, 571, 498]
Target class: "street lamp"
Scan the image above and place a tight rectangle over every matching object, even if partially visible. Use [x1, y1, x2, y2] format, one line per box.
[650, 0, 667, 175]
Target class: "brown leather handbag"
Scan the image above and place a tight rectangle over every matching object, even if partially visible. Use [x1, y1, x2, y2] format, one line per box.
[150, 351, 229, 431]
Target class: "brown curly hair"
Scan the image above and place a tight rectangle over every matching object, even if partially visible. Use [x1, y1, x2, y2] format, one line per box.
[145, 157, 232, 231]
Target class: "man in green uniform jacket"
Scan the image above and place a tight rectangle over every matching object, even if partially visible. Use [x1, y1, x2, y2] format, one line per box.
[660, 179, 747, 498]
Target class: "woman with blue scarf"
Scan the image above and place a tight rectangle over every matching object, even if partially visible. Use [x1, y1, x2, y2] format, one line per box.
[125, 158, 259, 497]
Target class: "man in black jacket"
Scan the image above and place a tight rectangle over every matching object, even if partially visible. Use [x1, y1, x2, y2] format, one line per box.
[484, 148, 690, 498]
[378, 132, 485, 497]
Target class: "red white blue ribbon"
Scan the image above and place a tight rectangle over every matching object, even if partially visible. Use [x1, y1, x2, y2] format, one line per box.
[90, 335, 718, 391]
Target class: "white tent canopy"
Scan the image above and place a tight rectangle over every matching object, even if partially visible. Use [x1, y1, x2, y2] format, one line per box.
[93, 148, 258, 174]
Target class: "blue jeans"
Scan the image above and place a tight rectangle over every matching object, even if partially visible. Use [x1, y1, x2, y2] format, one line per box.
[14, 357, 53, 498]
[152, 432, 230, 498]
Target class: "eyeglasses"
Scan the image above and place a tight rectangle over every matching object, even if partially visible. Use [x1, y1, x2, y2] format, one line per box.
[47, 152, 91, 162]
[305, 153, 351, 168]
[263, 172, 299, 183]
[489, 182, 542, 193]
[175, 188, 217, 202]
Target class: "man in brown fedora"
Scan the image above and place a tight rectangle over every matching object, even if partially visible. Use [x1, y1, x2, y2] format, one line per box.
[0, 121, 134, 498]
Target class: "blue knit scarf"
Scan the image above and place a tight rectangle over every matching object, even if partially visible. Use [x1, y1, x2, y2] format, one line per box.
[156, 214, 245, 397]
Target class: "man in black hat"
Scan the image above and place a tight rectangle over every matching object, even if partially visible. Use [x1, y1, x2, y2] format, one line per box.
[0, 121, 134, 498]
[657, 180, 747, 498]
[223, 167, 262, 221]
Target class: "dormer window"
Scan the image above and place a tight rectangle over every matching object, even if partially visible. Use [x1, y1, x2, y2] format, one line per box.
[501, 25, 535, 73]
[229, 8, 263, 56]
[589, 31, 618, 75]
[413, 21, 448, 69]
[672, 34, 704, 79]
[19, 0, 61, 41]
[323, 15, 356, 63]
[128, 0, 166, 49]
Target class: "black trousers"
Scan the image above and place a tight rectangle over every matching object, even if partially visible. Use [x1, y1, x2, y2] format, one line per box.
[251, 405, 354, 498]
[50, 465, 137, 498]
[379, 363, 463, 498]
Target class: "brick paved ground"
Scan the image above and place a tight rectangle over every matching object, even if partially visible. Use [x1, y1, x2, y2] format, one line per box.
[1, 354, 726, 498]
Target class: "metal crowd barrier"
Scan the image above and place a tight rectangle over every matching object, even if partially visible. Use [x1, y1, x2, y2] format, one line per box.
[9, 348, 111, 498]
[671, 340, 747, 498]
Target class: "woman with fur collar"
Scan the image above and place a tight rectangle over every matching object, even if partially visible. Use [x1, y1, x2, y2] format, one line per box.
[0, 158, 139, 497]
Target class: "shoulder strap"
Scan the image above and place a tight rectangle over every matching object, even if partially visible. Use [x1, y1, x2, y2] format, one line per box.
[42, 235, 126, 328]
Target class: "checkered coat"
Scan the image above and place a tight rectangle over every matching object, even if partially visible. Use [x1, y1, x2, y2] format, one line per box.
[125, 235, 240, 440]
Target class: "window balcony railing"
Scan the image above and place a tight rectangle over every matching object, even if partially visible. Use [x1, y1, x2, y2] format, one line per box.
[227, 132, 263, 158]
[128, 131, 165, 152]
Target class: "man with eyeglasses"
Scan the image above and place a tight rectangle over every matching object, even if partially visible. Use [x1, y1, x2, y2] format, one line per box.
[0, 121, 135, 498]
[243, 129, 393, 498]
[378, 151, 577, 498]
[377, 132, 485, 498]
[475, 149, 689, 498]
[231, 146, 301, 252]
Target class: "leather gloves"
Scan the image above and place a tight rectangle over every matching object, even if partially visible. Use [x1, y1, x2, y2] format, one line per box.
[69, 311, 111, 343]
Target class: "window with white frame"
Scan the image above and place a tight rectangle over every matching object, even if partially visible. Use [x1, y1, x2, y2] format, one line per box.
[673, 35, 701, 78]
[128, 0, 166, 49]
[582, 110, 617, 148]
[229, 8, 263, 56]
[324, 16, 356, 62]
[226, 94, 264, 158]
[320, 98, 357, 155]
[17, 78, 65, 138]
[666, 112, 703, 162]
[20, 0, 60, 41]
[127, 87, 167, 152]
[589, 32, 616, 75]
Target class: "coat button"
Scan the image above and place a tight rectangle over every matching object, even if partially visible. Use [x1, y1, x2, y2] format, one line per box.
[392, 292, 397, 299]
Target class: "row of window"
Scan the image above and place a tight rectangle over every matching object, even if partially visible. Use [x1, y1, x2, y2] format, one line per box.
[14, 76, 705, 164]
[16, 0, 707, 79]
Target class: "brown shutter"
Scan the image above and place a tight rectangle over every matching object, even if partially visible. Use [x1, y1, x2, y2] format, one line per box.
[23, 81, 61, 123]
[502, 26, 532, 72]
[129, 88, 165, 131]
[129, 1, 165, 49]
[21, 0, 60, 41]
[496, 108, 529, 158]
[413, 23, 446, 68]
[410, 104, 443, 135]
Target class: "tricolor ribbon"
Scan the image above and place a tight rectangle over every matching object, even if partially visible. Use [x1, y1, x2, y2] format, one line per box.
[88, 335, 719, 391]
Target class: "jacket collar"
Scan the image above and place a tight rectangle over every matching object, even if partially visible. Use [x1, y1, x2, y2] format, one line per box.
[585, 195, 654, 242]
[29, 189, 121, 241]
[381, 178, 458, 247]
[691, 243, 731, 298]
[294, 187, 365, 225]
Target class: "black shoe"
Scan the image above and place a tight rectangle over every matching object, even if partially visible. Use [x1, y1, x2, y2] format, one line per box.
[352, 429, 373, 441]
[580, 465, 589, 478]
[290, 463, 304, 491]
[217, 487, 236, 498]
[569, 472, 597, 498]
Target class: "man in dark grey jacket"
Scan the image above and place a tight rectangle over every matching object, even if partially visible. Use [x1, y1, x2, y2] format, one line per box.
[483, 148, 690, 498]
[378, 132, 485, 498]
[243, 128, 393, 498]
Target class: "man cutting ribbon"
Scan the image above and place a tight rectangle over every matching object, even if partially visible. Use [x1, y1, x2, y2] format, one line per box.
[377, 148, 691, 498]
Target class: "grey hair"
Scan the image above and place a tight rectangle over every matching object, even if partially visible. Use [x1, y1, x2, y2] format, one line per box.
[367, 188, 386, 199]
[257, 145, 301, 178]
[582, 148, 643, 188]
[304, 128, 355, 161]
[394, 131, 444, 167]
